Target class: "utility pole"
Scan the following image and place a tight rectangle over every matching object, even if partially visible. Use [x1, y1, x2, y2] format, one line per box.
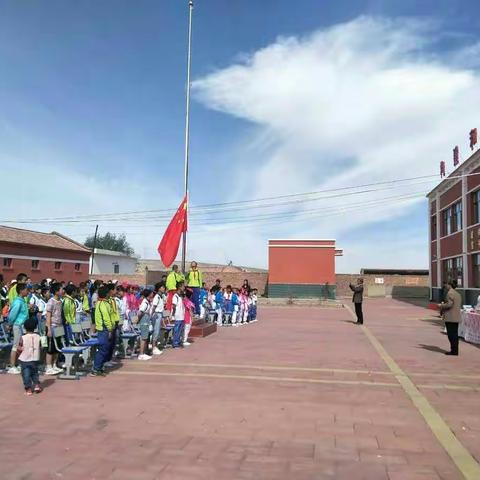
[89, 224, 99, 275]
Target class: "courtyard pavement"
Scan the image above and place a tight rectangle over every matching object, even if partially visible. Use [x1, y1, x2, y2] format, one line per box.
[1, 298, 480, 480]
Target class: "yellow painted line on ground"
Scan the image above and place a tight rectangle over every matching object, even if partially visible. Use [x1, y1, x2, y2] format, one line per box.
[418, 384, 480, 392]
[113, 370, 400, 388]
[127, 361, 480, 380]
[127, 361, 394, 376]
[344, 306, 480, 480]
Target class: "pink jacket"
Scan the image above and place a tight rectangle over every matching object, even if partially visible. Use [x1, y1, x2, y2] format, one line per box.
[183, 297, 195, 325]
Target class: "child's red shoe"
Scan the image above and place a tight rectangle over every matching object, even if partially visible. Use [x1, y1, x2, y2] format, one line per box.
[25, 389, 33, 396]
[34, 385, 43, 394]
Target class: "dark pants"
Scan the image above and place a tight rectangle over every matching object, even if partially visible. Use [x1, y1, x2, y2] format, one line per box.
[445, 322, 459, 355]
[21, 361, 40, 390]
[106, 325, 118, 362]
[93, 330, 111, 371]
[354, 303, 363, 324]
[191, 287, 200, 315]
[172, 320, 184, 347]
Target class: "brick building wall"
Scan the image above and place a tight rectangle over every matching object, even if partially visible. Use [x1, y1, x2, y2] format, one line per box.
[89, 273, 147, 285]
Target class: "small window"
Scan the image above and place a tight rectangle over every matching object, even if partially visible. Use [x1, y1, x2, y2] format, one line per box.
[3, 258, 12, 268]
[113, 264, 120, 274]
[31, 260, 39, 270]
[74, 263, 81, 272]
[54, 261, 62, 270]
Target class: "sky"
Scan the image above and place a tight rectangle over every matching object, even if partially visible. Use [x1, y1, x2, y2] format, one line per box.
[1, 0, 480, 272]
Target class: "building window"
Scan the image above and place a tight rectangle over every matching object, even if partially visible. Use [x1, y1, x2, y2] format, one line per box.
[31, 260, 39, 270]
[113, 264, 120, 274]
[453, 202, 462, 231]
[442, 201, 462, 236]
[472, 190, 480, 225]
[431, 215, 437, 239]
[473, 254, 480, 288]
[54, 261, 62, 270]
[3, 258, 12, 268]
[74, 263, 81, 272]
[443, 256, 463, 287]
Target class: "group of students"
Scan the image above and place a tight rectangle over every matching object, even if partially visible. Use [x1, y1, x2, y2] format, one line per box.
[0, 269, 259, 395]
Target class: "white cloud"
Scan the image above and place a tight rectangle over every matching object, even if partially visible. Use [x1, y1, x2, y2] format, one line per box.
[192, 16, 480, 271]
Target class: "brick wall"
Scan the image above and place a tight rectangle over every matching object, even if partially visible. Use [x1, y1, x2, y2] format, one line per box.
[147, 270, 268, 294]
[336, 274, 429, 298]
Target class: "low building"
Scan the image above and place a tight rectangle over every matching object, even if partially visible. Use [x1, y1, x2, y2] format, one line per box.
[0, 226, 91, 283]
[268, 239, 343, 298]
[427, 147, 480, 304]
[90, 248, 138, 275]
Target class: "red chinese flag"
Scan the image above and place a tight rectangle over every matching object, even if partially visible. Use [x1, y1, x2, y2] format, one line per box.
[158, 195, 188, 268]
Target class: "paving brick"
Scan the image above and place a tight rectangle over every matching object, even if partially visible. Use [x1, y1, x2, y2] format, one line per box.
[1, 301, 476, 479]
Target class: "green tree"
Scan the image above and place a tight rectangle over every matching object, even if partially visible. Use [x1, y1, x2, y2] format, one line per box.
[84, 232, 135, 256]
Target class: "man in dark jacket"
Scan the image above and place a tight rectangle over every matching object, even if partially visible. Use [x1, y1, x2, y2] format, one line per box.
[349, 278, 364, 325]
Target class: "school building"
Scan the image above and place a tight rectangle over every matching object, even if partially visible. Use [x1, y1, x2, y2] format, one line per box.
[0, 226, 91, 283]
[427, 146, 480, 304]
[268, 239, 343, 298]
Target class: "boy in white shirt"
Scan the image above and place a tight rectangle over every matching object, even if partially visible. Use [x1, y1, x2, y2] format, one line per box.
[172, 281, 185, 348]
[151, 283, 165, 355]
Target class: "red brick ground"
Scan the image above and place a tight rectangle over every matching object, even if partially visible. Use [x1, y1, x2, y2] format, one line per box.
[0, 298, 478, 479]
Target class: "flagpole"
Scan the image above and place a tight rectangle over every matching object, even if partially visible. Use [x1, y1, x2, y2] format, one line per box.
[181, 0, 193, 274]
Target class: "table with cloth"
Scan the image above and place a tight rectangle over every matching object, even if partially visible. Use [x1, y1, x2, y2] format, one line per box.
[459, 310, 480, 344]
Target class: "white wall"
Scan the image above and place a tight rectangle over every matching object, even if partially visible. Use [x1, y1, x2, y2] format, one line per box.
[91, 254, 137, 275]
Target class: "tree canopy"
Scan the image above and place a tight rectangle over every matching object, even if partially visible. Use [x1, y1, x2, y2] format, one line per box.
[84, 232, 135, 256]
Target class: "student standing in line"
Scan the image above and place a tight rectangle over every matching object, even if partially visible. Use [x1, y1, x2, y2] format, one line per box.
[63, 284, 77, 344]
[151, 283, 165, 355]
[17, 317, 42, 395]
[8, 273, 28, 304]
[183, 288, 195, 346]
[349, 278, 364, 325]
[172, 281, 186, 348]
[45, 283, 64, 375]
[7, 283, 29, 374]
[91, 285, 114, 376]
[137, 289, 154, 361]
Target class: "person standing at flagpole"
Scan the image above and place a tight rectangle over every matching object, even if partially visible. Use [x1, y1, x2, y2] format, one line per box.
[165, 265, 184, 311]
[186, 261, 202, 316]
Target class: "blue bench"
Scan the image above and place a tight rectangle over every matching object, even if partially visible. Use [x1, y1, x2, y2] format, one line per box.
[53, 326, 89, 380]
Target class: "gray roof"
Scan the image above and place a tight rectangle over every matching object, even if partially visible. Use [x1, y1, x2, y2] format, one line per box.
[93, 248, 137, 259]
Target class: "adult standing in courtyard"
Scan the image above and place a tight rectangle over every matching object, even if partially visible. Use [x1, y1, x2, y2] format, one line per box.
[349, 278, 364, 325]
[186, 261, 202, 315]
[439, 279, 462, 356]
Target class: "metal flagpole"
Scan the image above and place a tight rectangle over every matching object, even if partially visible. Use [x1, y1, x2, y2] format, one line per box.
[181, 0, 194, 274]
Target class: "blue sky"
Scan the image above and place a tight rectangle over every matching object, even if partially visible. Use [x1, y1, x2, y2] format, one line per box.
[1, 1, 480, 270]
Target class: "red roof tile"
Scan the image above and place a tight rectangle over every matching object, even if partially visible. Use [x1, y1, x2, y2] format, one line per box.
[0, 226, 91, 253]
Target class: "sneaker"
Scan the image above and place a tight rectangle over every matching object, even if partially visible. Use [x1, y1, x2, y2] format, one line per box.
[90, 370, 106, 377]
[152, 348, 163, 355]
[183, 341, 191, 346]
[53, 366, 64, 374]
[34, 385, 43, 394]
[138, 354, 152, 361]
[45, 367, 59, 376]
[103, 361, 116, 368]
[7, 366, 21, 375]
[25, 389, 33, 396]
